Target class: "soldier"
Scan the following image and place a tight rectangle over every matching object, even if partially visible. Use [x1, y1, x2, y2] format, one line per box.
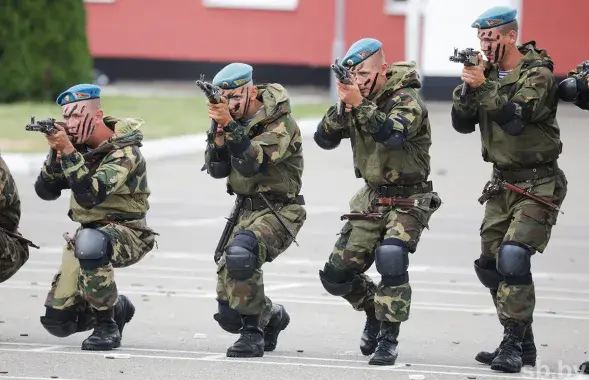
[0, 155, 31, 285]
[314, 38, 441, 366]
[33, 84, 158, 351]
[203, 63, 306, 358]
[557, 61, 589, 375]
[451, 6, 567, 373]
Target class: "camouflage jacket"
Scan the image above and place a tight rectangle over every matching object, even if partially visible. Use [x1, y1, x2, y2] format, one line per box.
[0, 155, 21, 232]
[452, 41, 562, 169]
[315, 61, 431, 186]
[567, 61, 589, 110]
[204, 83, 304, 200]
[34, 116, 151, 225]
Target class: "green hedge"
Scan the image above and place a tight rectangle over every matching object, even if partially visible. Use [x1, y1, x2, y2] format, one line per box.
[0, 0, 93, 103]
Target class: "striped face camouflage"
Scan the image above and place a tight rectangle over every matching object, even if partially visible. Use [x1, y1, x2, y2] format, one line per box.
[204, 83, 304, 200]
[318, 61, 432, 186]
[0, 155, 29, 283]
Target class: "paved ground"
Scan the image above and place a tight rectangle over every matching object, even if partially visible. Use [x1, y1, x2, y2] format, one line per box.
[1, 102, 588, 380]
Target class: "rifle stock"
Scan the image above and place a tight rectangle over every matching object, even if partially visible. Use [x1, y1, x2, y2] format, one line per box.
[214, 195, 245, 264]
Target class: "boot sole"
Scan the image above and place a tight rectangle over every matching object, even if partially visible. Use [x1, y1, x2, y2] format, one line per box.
[81, 339, 121, 351]
[264, 310, 290, 352]
[368, 357, 397, 366]
[475, 353, 535, 367]
[226, 350, 264, 358]
[490, 363, 522, 373]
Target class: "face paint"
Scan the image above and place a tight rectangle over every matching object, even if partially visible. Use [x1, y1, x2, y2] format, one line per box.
[62, 102, 97, 144]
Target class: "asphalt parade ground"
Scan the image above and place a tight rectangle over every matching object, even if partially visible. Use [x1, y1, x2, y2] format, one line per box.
[1, 102, 588, 380]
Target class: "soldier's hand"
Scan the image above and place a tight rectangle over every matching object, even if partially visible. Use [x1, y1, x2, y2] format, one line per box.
[462, 54, 486, 88]
[337, 82, 363, 108]
[55, 151, 62, 163]
[345, 104, 353, 113]
[208, 98, 233, 127]
[46, 123, 75, 155]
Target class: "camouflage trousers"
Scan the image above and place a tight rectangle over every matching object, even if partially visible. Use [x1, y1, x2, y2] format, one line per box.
[326, 184, 441, 323]
[44, 220, 156, 312]
[216, 200, 306, 317]
[0, 231, 30, 283]
[480, 169, 567, 325]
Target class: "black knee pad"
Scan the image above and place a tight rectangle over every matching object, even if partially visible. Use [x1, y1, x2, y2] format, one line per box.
[374, 238, 409, 286]
[225, 230, 259, 281]
[74, 228, 112, 270]
[213, 300, 241, 334]
[474, 257, 502, 290]
[39, 307, 79, 338]
[497, 241, 533, 285]
[319, 262, 357, 296]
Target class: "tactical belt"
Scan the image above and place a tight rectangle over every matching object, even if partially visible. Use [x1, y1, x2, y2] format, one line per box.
[374, 181, 433, 198]
[493, 162, 555, 183]
[242, 194, 305, 211]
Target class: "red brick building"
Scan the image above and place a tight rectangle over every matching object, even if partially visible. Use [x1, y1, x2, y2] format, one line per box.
[84, 0, 588, 99]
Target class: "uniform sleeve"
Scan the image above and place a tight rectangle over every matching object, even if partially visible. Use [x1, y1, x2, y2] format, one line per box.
[59, 147, 138, 209]
[313, 105, 351, 150]
[223, 115, 301, 177]
[34, 155, 70, 201]
[351, 91, 422, 149]
[452, 83, 479, 117]
[568, 63, 589, 111]
[473, 66, 556, 124]
[203, 141, 231, 179]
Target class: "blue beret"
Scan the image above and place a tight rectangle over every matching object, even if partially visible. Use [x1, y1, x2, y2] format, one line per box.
[212, 63, 253, 90]
[471, 6, 517, 29]
[342, 38, 382, 68]
[56, 84, 101, 106]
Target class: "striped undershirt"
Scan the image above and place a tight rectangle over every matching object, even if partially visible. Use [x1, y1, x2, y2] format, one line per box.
[498, 70, 511, 79]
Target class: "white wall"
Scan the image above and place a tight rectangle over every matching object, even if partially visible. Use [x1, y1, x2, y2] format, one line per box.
[420, 0, 522, 77]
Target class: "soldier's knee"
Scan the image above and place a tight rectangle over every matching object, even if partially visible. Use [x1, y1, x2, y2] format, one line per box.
[497, 241, 533, 285]
[319, 262, 358, 296]
[474, 256, 502, 290]
[374, 238, 409, 286]
[39, 307, 95, 338]
[73, 228, 111, 270]
[225, 230, 258, 281]
[213, 300, 241, 333]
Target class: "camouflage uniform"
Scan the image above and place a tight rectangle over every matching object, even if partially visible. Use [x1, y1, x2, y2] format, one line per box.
[315, 56, 441, 365]
[558, 62, 589, 375]
[34, 116, 157, 351]
[452, 41, 566, 370]
[204, 75, 306, 358]
[0, 155, 30, 283]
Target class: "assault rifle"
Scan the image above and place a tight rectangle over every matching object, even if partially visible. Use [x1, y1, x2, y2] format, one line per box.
[449, 47, 480, 101]
[196, 75, 223, 171]
[331, 59, 354, 121]
[25, 116, 58, 167]
[214, 195, 245, 264]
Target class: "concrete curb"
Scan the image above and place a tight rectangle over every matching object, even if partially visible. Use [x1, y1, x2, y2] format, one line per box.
[2, 118, 321, 175]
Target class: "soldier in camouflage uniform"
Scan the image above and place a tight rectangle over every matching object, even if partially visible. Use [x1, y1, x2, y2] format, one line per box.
[557, 61, 589, 375]
[314, 38, 441, 366]
[33, 84, 157, 351]
[451, 6, 567, 373]
[203, 63, 306, 358]
[0, 155, 30, 285]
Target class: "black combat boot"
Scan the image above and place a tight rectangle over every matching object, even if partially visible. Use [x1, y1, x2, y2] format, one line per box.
[368, 321, 400, 366]
[226, 314, 265, 358]
[263, 304, 290, 352]
[81, 308, 121, 351]
[490, 321, 527, 373]
[360, 306, 380, 356]
[113, 295, 135, 336]
[476, 323, 536, 366]
[580, 361, 589, 374]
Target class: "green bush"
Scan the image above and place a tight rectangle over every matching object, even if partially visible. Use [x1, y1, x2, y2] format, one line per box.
[0, 0, 93, 103]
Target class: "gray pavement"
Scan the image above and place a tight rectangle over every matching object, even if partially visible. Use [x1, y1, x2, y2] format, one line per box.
[1, 102, 589, 379]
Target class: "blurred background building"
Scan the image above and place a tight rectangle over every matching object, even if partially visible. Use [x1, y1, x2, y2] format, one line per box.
[85, 0, 587, 100]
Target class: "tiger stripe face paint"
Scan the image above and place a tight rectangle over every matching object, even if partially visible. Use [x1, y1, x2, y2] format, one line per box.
[478, 28, 509, 64]
[61, 101, 97, 144]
